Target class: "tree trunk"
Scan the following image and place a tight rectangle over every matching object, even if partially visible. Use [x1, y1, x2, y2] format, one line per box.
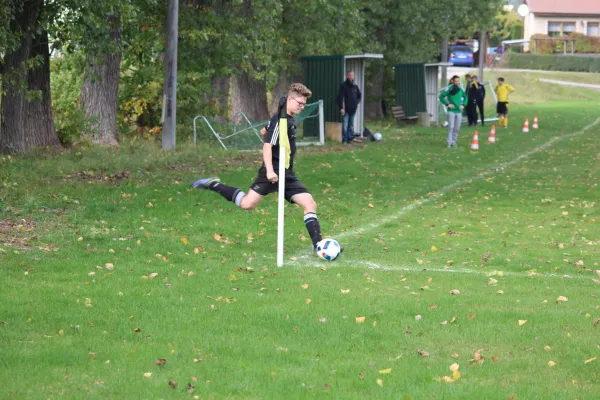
[80, 16, 122, 146]
[230, 71, 268, 122]
[211, 76, 230, 123]
[0, 0, 61, 154]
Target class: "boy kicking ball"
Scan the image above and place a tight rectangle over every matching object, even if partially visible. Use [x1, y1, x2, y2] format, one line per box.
[191, 83, 325, 254]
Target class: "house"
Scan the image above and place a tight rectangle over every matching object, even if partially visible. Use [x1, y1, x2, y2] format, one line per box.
[523, 0, 600, 40]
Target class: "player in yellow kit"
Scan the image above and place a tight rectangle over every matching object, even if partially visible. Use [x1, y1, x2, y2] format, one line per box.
[495, 77, 515, 128]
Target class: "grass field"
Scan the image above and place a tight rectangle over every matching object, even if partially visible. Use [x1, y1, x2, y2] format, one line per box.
[2, 74, 600, 399]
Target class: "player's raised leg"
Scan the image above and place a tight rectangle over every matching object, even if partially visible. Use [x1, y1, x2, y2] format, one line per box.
[191, 176, 264, 210]
[291, 192, 323, 250]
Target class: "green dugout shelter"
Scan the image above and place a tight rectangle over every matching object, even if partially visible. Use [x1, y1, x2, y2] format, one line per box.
[393, 62, 452, 125]
[301, 53, 384, 138]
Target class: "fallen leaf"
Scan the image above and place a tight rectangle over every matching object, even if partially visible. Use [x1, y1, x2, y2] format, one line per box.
[193, 248, 200, 254]
[341, 289, 350, 294]
[518, 320, 527, 326]
[449, 363, 460, 371]
[417, 349, 430, 357]
[440, 320, 448, 325]
[547, 360, 556, 367]
[213, 233, 223, 242]
[451, 353, 460, 358]
[356, 316, 366, 324]
[488, 278, 498, 285]
[358, 372, 365, 380]
[584, 357, 596, 365]
[379, 368, 392, 374]
[544, 345, 551, 351]
[450, 316, 457, 323]
[467, 313, 477, 320]
[105, 263, 114, 270]
[415, 315, 423, 321]
[187, 383, 195, 393]
[497, 290, 504, 294]
[450, 289, 460, 295]
[180, 237, 189, 245]
[594, 318, 600, 328]
[155, 358, 167, 366]
[368, 204, 375, 208]
[491, 356, 499, 362]
[431, 246, 438, 252]
[168, 380, 177, 389]
[441, 376, 454, 383]
[376, 379, 383, 387]
[301, 284, 309, 289]
[373, 321, 378, 327]
[452, 370, 461, 380]
[556, 296, 568, 303]
[143, 372, 152, 378]
[305, 298, 312, 304]
[134, 327, 141, 333]
[149, 272, 158, 279]
[509, 394, 515, 400]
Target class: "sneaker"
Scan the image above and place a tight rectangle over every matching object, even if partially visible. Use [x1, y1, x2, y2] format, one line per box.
[191, 176, 220, 189]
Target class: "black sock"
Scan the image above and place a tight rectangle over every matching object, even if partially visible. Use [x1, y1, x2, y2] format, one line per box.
[304, 212, 322, 248]
[209, 182, 245, 207]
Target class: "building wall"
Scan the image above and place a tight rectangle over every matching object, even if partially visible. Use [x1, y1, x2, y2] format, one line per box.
[525, 14, 600, 37]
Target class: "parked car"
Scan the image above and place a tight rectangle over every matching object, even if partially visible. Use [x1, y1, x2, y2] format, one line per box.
[449, 45, 474, 67]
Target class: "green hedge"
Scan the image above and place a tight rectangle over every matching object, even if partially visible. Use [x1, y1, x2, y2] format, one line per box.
[506, 53, 600, 73]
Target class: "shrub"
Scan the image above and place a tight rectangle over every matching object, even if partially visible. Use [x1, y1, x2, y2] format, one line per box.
[506, 53, 600, 72]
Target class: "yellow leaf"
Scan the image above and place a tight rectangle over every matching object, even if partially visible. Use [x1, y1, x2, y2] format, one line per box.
[58, 329, 64, 336]
[180, 237, 189, 245]
[452, 370, 461, 380]
[301, 284, 309, 289]
[584, 357, 596, 365]
[440, 232, 447, 237]
[518, 320, 527, 326]
[376, 379, 383, 387]
[213, 233, 223, 242]
[441, 376, 454, 383]
[305, 298, 312, 304]
[149, 273, 158, 279]
[544, 345, 551, 351]
[449, 363, 460, 371]
[368, 204, 374, 208]
[488, 278, 498, 285]
[431, 246, 438, 252]
[379, 368, 392, 374]
[547, 360, 556, 367]
[556, 296, 568, 303]
[340, 289, 350, 294]
[356, 316, 366, 323]
[144, 372, 152, 378]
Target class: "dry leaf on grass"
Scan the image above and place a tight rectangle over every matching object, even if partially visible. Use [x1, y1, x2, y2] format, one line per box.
[305, 298, 312, 304]
[452, 370, 461, 380]
[449, 363, 460, 371]
[547, 360, 557, 367]
[450, 289, 460, 295]
[301, 284, 309, 289]
[356, 316, 366, 323]
[379, 368, 391, 374]
[155, 358, 167, 366]
[487, 278, 498, 285]
[518, 320, 527, 326]
[149, 272, 158, 279]
[168, 380, 177, 389]
[593, 318, 600, 328]
[497, 290, 504, 295]
[440, 376, 454, 383]
[584, 357, 596, 365]
[417, 349, 430, 357]
[376, 379, 383, 387]
[105, 263, 114, 270]
[143, 372, 152, 378]
[556, 296, 568, 303]
[544, 345, 551, 351]
[340, 289, 350, 294]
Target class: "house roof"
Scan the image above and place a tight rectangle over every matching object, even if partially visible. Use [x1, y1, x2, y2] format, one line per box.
[527, 0, 600, 15]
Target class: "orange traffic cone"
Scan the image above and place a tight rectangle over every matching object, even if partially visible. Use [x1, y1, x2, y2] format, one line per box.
[471, 131, 479, 150]
[532, 116, 539, 129]
[522, 118, 530, 133]
[488, 125, 496, 143]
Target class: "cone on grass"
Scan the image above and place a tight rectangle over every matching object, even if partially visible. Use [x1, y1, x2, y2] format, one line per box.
[532, 116, 539, 129]
[488, 125, 496, 143]
[471, 131, 479, 150]
[522, 118, 530, 133]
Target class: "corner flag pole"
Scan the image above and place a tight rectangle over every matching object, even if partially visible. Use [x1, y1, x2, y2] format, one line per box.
[276, 99, 288, 267]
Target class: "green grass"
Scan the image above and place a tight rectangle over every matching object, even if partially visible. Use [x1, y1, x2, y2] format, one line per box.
[2, 85, 600, 398]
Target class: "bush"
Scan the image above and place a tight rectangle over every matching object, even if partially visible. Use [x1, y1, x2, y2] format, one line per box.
[506, 53, 600, 73]
[530, 33, 600, 55]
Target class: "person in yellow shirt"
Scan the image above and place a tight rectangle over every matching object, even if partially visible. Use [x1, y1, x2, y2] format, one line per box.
[495, 77, 515, 128]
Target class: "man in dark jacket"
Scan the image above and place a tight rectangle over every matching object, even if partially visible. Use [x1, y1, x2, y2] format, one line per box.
[471, 75, 486, 126]
[464, 74, 476, 126]
[337, 71, 362, 144]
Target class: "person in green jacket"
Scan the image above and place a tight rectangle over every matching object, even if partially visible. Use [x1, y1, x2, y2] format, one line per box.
[439, 75, 468, 148]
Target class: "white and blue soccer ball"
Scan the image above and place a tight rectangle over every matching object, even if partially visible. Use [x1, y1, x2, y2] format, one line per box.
[373, 132, 383, 141]
[316, 238, 341, 261]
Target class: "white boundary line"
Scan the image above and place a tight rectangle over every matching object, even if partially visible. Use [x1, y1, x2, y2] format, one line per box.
[290, 116, 600, 264]
[291, 257, 595, 281]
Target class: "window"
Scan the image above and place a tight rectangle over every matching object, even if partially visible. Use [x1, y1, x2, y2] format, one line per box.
[548, 22, 561, 36]
[547, 22, 576, 36]
[588, 23, 600, 37]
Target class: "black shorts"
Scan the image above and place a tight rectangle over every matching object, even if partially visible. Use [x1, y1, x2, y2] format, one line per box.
[250, 167, 309, 203]
[497, 102, 508, 114]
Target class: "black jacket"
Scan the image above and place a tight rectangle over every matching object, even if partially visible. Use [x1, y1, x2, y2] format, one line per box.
[337, 79, 361, 114]
[467, 81, 486, 102]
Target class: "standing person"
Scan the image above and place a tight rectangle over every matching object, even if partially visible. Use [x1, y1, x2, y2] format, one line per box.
[464, 74, 476, 126]
[439, 75, 468, 148]
[337, 71, 362, 144]
[494, 77, 515, 128]
[471, 75, 486, 126]
[190, 83, 324, 254]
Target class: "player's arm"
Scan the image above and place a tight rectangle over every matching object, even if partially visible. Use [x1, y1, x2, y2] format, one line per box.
[262, 117, 279, 183]
[508, 85, 515, 92]
[439, 88, 449, 106]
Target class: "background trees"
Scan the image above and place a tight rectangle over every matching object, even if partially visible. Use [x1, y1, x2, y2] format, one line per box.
[0, 0, 502, 154]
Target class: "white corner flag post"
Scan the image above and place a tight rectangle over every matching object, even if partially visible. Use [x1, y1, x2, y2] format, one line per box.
[277, 99, 290, 267]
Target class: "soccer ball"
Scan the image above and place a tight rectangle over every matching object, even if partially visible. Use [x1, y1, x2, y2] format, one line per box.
[442, 121, 449, 128]
[316, 238, 341, 261]
[373, 132, 383, 141]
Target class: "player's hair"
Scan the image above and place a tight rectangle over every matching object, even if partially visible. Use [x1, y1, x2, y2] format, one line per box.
[347, 70, 354, 75]
[472, 75, 478, 80]
[451, 75, 459, 81]
[498, 77, 505, 82]
[288, 83, 312, 99]
[465, 74, 472, 78]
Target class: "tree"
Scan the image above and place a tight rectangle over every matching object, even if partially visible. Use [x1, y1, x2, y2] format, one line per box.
[0, 0, 61, 154]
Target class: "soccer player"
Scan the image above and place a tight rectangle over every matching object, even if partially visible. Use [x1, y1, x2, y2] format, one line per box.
[494, 77, 515, 128]
[439, 75, 468, 148]
[190, 83, 323, 253]
[471, 75, 486, 126]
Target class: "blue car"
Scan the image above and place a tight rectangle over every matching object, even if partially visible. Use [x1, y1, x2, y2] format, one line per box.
[449, 45, 474, 67]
